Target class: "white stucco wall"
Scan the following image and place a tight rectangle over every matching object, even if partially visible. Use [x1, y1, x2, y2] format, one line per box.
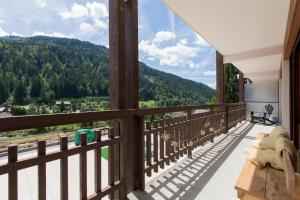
[279, 78, 282, 123]
[244, 80, 279, 120]
[281, 59, 290, 134]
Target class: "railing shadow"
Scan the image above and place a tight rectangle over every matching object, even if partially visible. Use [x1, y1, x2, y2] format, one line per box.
[130, 121, 254, 200]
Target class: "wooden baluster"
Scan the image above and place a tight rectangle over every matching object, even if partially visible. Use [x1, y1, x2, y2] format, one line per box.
[136, 116, 145, 190]
[174, 117, 179, 159]
[38, 141, 46, 200]
[178, 117, 183, 156]
[153, 121, 159, 173]
[80, 133, 87, 200]
[187, 111, 192, 158]
[94, 131, 102, 194]
[183, 116, 188, 155]
[108, 128, 115, 199]
[170, 118, 175, 162]
[60, 136, 68, 200]
[165, 118, 171, 165]
[8, 144, 18, 200]
[146, 122, 152, 177]
[179, 117, 184, 157]
[196, 118, 200, 147]
[159, 120, 165, 169]
[225, 105, 228, 132]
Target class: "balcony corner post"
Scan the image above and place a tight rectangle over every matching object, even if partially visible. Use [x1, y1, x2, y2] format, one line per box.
[109, 0, 140, 196]
[216, 51, 225, 104]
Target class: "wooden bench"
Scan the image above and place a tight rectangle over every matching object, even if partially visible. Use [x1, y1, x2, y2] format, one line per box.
[235, 133, 300, 200]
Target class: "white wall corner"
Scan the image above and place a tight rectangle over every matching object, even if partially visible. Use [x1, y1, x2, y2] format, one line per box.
[281, 59, 291, 135]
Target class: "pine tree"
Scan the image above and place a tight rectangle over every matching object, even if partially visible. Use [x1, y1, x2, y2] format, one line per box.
[14, 79, 27, 105]
[0, 79, 9, 104]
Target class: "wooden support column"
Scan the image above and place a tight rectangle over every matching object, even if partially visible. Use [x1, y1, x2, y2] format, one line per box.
[109, 0, 141, 197]
[239, 71, 244, 102]
[216, 51, 225, 104]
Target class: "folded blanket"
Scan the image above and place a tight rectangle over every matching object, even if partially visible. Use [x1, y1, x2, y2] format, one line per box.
[245, 126, 297, 170]
[251, 126, 289, 149]
[244, 147, 284, 169]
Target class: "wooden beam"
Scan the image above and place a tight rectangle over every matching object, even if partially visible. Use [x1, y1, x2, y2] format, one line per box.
[224, 45, 283, 63]
[239, 71, 244, 102]
[216, 51, 225, 103]
[284, 0, 300, 59]
[109, 0, 140, 196]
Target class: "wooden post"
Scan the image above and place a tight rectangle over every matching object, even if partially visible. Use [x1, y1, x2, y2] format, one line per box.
[60, 137, 68, 200]
[216, 51, 225, 104]
[239, 71, 244, 102]
[38, 141, 46, 200]
[8, 144, 18, 200]
[80, 133, 87, 200]
[94, 131, 102, 194]
[109, 0, 140, 196]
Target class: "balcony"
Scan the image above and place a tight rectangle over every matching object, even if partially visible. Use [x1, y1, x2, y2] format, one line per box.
[0, 103, 245, 200]
[130, 122, 274, 200]
[0, 0, 299, 199]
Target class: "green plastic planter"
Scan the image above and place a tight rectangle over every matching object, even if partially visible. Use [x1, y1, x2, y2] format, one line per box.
[74, 129, 95, 146]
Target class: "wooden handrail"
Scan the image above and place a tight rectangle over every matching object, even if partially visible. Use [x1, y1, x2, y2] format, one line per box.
[0, 103, 245, 132]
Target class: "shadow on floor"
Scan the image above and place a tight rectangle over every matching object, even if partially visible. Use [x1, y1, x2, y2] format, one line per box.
[130, 122, 254, 200]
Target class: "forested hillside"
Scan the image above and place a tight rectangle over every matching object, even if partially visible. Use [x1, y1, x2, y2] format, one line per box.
[0, 36, 215, 107]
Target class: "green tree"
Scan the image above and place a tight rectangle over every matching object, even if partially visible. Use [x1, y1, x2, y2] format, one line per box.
[30, 75, 43, 98]
[14, 79, 27, 105]
[224, 63, 239, 103]
[0, 79, 9, 104]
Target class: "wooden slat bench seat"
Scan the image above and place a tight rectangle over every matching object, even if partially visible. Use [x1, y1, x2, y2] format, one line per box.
[235, 134, 300, 200]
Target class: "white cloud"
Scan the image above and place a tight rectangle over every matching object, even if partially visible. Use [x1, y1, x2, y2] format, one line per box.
[86, 2, 108, 19]
[34, 0, 48, 9]
[204, 70, 216, 76]
[139, 36, 200, 69]
[80, 22, 95, 33]
[60, 2, 108, 32]
[33, 31, 72, 38]
[0, 27, 8, 36]
[153, 31, 175, 44]
[94, 19, 107, 29]
[180, 38, 187, 45]
[195, 34, 210, 47]
[11, 32, 23, 37]
[60, 3, 89, 19]
[208, 82, 216, 89]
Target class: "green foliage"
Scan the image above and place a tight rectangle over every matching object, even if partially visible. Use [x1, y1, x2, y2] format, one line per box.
[0, 78, 9, 104]
[13, 79, 27, 105]
[0, 36, 215, 107]
[11, 105, 27, 116]
[225, 63, 239, 103]
[209, 96, 217, 105]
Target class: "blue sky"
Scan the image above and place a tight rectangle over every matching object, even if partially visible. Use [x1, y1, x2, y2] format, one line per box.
[0, 0, 216, 89]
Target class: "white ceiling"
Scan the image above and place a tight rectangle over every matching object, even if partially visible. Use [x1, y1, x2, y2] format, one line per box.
[162, 0, 291, 81]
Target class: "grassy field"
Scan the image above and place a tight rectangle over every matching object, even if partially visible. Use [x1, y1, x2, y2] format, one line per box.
[101, 147, 108, 160]
[139, 100, 157, 108]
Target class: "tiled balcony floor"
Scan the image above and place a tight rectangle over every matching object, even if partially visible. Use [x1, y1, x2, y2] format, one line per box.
[129, 122, 275, 200]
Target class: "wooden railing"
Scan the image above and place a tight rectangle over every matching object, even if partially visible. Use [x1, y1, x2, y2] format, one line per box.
[0, 103, 246, 200]
[143, 103, 246, 177]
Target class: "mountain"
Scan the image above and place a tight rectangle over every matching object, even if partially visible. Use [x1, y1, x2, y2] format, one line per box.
[0, 36, 215, 107]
